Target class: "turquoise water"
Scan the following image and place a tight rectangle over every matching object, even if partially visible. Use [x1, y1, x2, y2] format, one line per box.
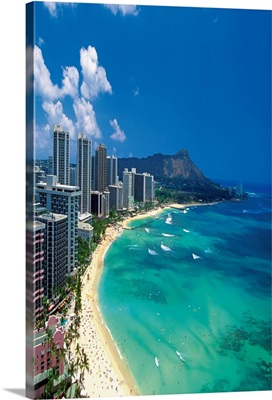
[98, 189, 271, 395]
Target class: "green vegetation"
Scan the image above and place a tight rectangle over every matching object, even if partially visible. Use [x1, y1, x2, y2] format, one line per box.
[155, 178, 234, 204]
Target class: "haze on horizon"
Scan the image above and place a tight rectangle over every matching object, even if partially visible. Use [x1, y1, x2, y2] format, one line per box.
[32, 2, 271, 186]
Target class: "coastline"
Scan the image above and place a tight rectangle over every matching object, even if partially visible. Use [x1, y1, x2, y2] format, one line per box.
[77, 223, 139, 397]
[76, 201, 218, 397]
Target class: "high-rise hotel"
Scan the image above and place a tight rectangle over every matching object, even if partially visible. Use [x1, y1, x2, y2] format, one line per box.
[94, 143, 107, 192]
[36, 175, 80, 275]
[77, 133, 92, 214]
[53, 124, 70, 185]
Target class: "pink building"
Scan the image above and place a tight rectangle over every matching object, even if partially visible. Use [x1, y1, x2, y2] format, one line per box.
[33, 315, 65, 398]
[33, 221, 45, 320]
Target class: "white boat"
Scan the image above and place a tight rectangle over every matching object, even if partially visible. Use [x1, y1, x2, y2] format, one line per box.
[176, 351, 186, 362]
[145, 228, 150, 233]
[183, 229, 190, 233]
[162, 233, 174, 237]
[161, 243, 171, 252]
[155, 357, 159, 367]
[148, 248, 158, 255]
[192, 253, 201, 259]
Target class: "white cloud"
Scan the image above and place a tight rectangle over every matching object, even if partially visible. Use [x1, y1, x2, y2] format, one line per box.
[104, 4, 139, 16]
[44, 2, 58, 17]
[34, 45, 61, 100]
[44, 2, 77, 18]
[80, 45, 112, 99]
[33, 45, 110, 148]
[61, 66, 79, 98]
[110, 119, 126, 142]
[34, 46, 80, 100]
[73, 97, 101, 139]
[42, 100, 76, 139]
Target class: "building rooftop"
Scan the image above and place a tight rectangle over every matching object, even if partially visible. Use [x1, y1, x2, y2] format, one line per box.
[37, 213, 67, 222]
[33, 220, 46, 231]
[78, 222, 93, 231]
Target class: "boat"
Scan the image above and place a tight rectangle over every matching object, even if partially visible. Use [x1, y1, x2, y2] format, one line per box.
[192, 253, 201, 259]
[148, 248, 158, 255]
[155, 357, 159, 367]
[162, 233, 174, 237]
[176, 351, 186, 362]
[183, 229, 190, 233]
[145, 228, 150, 233]
[161, 243, 171, 252]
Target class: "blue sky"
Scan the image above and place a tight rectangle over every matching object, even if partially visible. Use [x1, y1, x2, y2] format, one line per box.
[32, 1, 271, 185]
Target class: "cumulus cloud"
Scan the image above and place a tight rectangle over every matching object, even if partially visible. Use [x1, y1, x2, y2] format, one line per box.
[110, 119, 126, 142]
[104, 4, 139, 16]
[34, 46, 80, 100]
[34, 45, 61, 100]
[80, 45, 112, 99]
[61, 66, 79, 98]
[42, 100, 76, 139]
[33, 44, 111, 149]
[73, 97, 101, 139]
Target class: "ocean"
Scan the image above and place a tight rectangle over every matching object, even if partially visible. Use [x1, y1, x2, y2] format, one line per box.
[98, 185, 271, 395]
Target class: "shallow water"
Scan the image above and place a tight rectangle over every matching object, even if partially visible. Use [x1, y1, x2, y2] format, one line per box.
[98, 190, 271, 395]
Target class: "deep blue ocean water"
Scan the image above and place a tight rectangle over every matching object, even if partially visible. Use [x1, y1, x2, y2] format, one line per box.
[98, 186, 271, 395]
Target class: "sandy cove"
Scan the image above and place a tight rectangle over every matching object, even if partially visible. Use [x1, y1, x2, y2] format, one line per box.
[74, 201, 218, 397]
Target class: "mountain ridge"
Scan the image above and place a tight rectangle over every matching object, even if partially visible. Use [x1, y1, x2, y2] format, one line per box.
[118, 148, 211, 183]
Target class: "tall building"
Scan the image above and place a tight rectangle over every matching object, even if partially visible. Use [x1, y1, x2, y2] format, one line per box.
[103, 188, 110, 217]
[33, 220, 45, 321]
[122, 169, 135, 210]
[36, 175, 81, 274]
[69, 166, 77, 186]
[107, 155, 118, 186]
[91, 191, 103, 217]
[134, 172, 155, 203]
[36, 213, 68, 300]
[134, 173, 145, 203]
[122, 168, 155, 208]
[145, 173, 155, 202]
[53, 124, 70, 185]
[77, 133, 92, 214]
[108, 184, 123, 211]
[95, 144, 107, 193]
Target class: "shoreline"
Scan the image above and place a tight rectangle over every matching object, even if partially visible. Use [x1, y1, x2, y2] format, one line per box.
[75, 201, 218, 397]
[77, 223, 140, 397]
